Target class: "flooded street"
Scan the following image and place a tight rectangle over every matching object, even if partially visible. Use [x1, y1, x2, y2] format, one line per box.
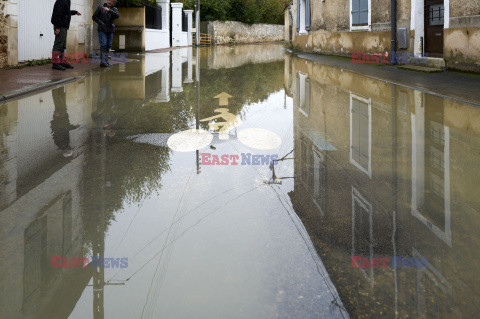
[1, 44, 480, 318]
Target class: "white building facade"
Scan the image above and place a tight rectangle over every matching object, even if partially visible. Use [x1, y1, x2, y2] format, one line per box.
[0, 0, 193, 66]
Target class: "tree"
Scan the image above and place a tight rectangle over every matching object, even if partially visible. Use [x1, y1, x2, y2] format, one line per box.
[182, 0, 285, 24]
[116, 0, 158, 7]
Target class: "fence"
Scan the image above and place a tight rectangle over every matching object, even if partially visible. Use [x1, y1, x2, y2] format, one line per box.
[192, 32, 212, 46]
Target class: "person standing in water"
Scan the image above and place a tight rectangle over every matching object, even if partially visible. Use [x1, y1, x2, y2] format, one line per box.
[92, 0, 120, 67]
[51, 0, 82, 70]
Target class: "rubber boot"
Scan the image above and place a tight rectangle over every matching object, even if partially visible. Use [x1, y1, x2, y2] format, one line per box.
[105, 49, 112, 67]
[61, 50, 74, 69]
[100, 50, 109, 67]
[52, 51, 66, 70]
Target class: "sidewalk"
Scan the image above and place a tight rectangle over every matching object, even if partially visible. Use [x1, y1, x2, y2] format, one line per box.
[0, 46, 191, 103]
[0, 61, 100, 102]
[291, 51, 480, 107]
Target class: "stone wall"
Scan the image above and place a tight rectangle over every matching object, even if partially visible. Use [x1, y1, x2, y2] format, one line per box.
[205, 43, 285, 69]
[450, 0, 480, 17]
[0, 0, 7, 68]
[289, 0, 407, 58]
[446, 0, 480, 72]
[206, 21, 283, 45]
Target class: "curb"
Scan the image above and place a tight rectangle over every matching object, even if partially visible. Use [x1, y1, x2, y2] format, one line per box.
[0, 76, 84, 104]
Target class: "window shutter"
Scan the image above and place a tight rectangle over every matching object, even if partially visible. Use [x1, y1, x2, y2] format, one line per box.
[352, 0, 360, 25]
[359, 0, 368, 25]
[297, 0, 300, 31]
[306, 0, 311, 31]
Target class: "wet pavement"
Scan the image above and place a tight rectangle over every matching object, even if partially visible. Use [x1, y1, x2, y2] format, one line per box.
[0, 43, 479, 318]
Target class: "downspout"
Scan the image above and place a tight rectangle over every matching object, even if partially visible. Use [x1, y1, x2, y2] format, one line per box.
[390, 0, 397, 65]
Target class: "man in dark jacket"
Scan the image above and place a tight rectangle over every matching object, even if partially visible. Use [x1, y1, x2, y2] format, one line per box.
[51, 0, 81, 70]
[92, 0, 120, 67]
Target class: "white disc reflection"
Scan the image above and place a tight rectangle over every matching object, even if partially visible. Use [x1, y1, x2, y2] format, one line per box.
[167, 129, 213, 152]
[238, 128, 282, 150]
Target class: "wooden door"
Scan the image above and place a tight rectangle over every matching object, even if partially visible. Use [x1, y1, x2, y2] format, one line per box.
[424, 0, 444, 58]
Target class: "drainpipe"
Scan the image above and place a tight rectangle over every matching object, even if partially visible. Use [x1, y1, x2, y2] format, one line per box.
[390, 0, 397, 65]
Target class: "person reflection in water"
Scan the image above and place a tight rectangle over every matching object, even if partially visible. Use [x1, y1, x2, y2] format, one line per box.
[92, 79, 118, 136]
[51, 87, 80, 157]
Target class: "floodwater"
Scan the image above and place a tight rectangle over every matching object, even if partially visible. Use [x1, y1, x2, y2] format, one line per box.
[1, 43, 479, 318]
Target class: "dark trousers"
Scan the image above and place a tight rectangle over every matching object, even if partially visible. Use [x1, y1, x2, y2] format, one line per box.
[52, 27, 68, 63]
[53, 27, 68, 52]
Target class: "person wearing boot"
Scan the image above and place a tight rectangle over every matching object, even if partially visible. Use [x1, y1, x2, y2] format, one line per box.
[51, 0, 81, 70]
[92, 0, 120, 67]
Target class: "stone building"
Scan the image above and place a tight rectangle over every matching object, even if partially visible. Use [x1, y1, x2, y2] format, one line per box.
[0, 0, 12, 68]
[285, 53, 480, 317]
[285, 0, 480, 72]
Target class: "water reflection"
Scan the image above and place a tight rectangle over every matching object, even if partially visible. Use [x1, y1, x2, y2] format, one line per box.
[2, 43, 479, 318]
[286, 53, 480, 317]
[0, 44, 300, 319]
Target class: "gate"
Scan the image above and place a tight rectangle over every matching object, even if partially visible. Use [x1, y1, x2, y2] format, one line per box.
[18, 0, 56, 61]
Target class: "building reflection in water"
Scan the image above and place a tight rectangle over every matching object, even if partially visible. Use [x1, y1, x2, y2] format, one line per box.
[285, 54, 480, 317]
[0, 77, 93, 318]
[0, 47, 194, 319]
[0, 44, 288, 318]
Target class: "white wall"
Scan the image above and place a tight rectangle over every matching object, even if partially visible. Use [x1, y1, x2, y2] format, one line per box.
[145, 29, 170, 51]
[181, 31, 188, 46]
[171, 3, 183, 47]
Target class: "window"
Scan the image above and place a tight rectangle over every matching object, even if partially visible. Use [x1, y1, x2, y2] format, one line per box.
[23, 216, 47, 305]
[182, 12, 188, 32]
[411, 105, 452, 247]
[311, 149, 326, 214]
[413, 248, 453, 317]
[350, 0, 371, 31]
[299, 135, 326, 215]
[300, 138, 309, 184]
[296, 0, 311, 34]
[352, 187, 374, 286]
[350, 93, 372, 178]
[145, 6, 162, 30]
[296, 73, 310, 117]
[428, 4, 444, 26]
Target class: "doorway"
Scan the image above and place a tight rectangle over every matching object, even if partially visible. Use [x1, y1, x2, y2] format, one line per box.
[424, 0, 444, 58]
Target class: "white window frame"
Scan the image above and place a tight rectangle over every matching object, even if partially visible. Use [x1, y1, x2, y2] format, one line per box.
[350, 0, 372, 31]
[410, 113, 452, 247]
[351, 187, 374, 286]
[413, 248, 452, 316]
[312, 147, 326, 215]
[350, 93, 372, 179]
[299, 0, 308, 34]
[297, 72, 310, 117]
